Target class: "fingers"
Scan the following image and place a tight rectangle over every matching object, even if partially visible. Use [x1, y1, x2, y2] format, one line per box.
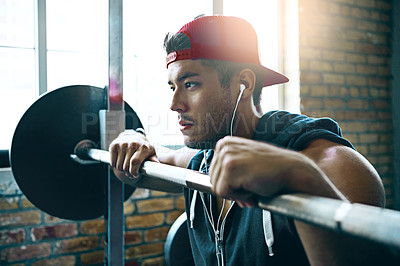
[109, 131, 157, 178]
[210, 136, 282, 207]
[128, 143, 156, 177]
[210, 136, 245, 197]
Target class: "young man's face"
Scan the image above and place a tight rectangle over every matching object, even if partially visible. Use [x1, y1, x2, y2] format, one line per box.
[168, 59, 233, 149]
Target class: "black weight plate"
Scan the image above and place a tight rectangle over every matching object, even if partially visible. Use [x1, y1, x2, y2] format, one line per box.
[11, 85, 142, 220]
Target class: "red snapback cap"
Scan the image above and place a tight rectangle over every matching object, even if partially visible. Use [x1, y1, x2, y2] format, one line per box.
[166, 15, 289, 87]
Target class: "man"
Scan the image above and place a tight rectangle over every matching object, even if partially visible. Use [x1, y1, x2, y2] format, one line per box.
[110, 16, 389, 265]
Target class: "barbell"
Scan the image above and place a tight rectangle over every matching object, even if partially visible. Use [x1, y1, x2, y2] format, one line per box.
[9, 85, 400, 249]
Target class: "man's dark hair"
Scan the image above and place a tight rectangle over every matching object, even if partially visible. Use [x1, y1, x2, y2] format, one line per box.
[163, 32, 265, 105]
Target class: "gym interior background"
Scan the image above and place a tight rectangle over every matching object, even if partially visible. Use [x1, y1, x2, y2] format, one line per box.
[0, 0, 399, 265]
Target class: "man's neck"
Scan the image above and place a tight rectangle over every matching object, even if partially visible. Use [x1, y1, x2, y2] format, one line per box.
[233, 110, 261, 139]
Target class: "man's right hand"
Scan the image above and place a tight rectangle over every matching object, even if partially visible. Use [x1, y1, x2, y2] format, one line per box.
[109, 130, 159, 183]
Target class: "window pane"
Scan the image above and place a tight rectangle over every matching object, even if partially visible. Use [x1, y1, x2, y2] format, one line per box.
[46, 0, 108, 90]
[123, 0, 212, 147]
[0, 48, 36, 149]
[46, 0, 107, 53]
[224, 0, 281, 112]
[0, 0, 35, 48]
[47, 51, 107, 90]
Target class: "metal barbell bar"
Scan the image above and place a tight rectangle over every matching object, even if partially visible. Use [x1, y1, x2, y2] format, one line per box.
[74, 140, 400, 249]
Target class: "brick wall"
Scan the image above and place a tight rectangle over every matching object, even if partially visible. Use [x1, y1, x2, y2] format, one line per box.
[298, 0, 394, 206]
[0, 187, 184, 265]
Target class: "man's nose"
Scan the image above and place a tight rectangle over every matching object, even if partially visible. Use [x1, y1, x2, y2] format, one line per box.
[170, 89, 187, 113]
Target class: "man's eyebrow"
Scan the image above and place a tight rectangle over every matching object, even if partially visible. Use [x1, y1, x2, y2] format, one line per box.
[168, 72, 199, 85]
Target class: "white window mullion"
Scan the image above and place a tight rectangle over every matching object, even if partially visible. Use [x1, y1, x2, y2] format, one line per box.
[34, 0, 47, 96]
[213, 0, 223, 14]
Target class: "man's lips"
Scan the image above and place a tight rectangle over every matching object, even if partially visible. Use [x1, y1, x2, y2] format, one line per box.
[178, 120, 194, 131]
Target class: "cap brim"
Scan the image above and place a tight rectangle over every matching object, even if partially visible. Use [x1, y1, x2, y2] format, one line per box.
[261, 66, 289, 87]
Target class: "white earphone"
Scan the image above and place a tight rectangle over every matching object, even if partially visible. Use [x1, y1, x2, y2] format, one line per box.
[230, 84, 246, 136]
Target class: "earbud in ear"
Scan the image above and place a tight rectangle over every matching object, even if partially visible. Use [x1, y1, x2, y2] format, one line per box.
[240, 84, 246, 92]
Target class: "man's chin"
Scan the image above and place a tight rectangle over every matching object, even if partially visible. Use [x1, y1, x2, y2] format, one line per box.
[183, 136, 216, 150]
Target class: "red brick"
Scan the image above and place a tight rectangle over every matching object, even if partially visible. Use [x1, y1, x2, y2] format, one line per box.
[151, 190, 169, 197]
[356, 64, 377, 75]
[309, 86, 329, 97]
[357, 20, 377, 31]
[80, 219, 104, 235]
[339, 121, 368, 132]
[379, 134, 393, 143]
[125, 230, 143, 245]
[346, 75, 367, 86]
[125, 243, 164, 259]
[342, 133, 359, 144]
[308, 61, 333, 72]
[359, 134, 379, 143]
[351, 7, 362, 17]
[378, 66, 390, 76]
[355, 43, 375, 54]
[300, 85, 310, 95]
[356, 0, 375, 8]
[0, 228, 25, 245]
[301, 72, 323, 84]
[0, 197, 19, 210]
[31, 223, 77, 241]
[299, 48, 321, 59]
[136, 198, 174, 213]
[44, 214, 63, 224]
[125, 260, 140, 266]
[369, 121, 392, 132]
[345, 30, 366, 42]
[323, 50, 345, 61]
[368, 77, 388, 87]
[21, 197, 35, 208]
[175, 196, 185, 210]
[0, 210, 41, 227]
[371, 99, 390, 109]
[323, 74, 345, 84]
[360, 88, 369, 97]
[31, 255, 76, 266]
[377, 1, 392, 10]
[1, 243, 51, 262]
[324, 98, 346, 108]
[368, 55, 386, 64]
[346, 110, 378, 120]
[54, 236, 99, 254]
[299, 60, 309, 70]
[375, 44, 391, 55]
[349, 87, 360, 97]
[346, 53, 366, 63]
[124, 200, 136, 215]
[333, 63, 355, 73]
[377, 155, 393, 165]
[144, 226, 169, 242]
[326, 86, 341, 97]
[125, 213, 164, 229]
[368, 144, 391, 154]
[367, 33, 388, 45]
[378, 23, 391, 33]
[80, 250, 104, 265]
[347, 99, 369, 109]
[142, 257, 165, 266]
[166, 210, 185, 224]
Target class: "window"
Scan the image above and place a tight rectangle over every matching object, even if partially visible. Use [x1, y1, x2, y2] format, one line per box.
[224, 0, 282, 113]
[0, 0, 288, 150]
[0, 0, 36, 150]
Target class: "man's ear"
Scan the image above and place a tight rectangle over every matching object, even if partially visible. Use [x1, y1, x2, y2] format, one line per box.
[238, 68, 256, 99]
